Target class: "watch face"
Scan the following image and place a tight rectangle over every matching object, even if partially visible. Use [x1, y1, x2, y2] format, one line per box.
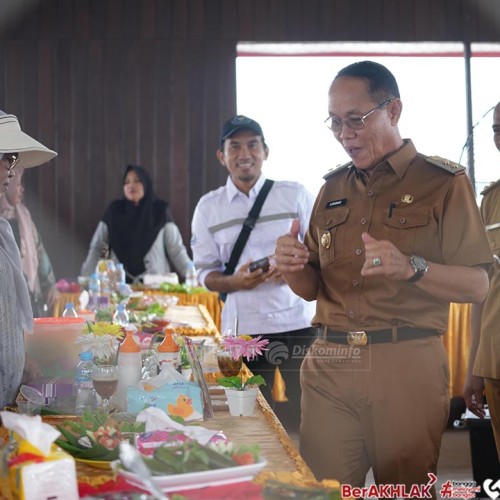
[408, 255, 429, 282]
[411, 255, 427, 272]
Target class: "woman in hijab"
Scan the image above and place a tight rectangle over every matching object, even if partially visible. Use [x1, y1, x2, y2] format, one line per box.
[0, 111, 57, 409]
[0, 168, 60, 316]
[81, 165, 193, 283]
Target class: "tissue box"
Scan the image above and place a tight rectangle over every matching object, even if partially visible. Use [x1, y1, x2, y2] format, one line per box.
[4, 446, 78, 500]
[127, 380, 203, 421]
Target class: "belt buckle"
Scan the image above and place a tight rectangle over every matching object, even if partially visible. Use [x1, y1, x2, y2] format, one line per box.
[347, 331, 368, 346]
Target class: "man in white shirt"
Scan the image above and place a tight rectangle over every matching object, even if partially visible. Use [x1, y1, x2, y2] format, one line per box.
[191, 115, 316, 432]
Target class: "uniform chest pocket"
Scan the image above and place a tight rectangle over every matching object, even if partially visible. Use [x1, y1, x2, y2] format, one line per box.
[485, 223, 500, 253]
[485, 224, 500, 270]
[382, 211, 429, 255]
[312, 208, 350, 267]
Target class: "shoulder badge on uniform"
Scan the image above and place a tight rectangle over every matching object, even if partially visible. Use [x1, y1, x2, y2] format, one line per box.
[426, 155, 465, 175]
[481, 178, 500, 196]
[323, 161, 352, 180]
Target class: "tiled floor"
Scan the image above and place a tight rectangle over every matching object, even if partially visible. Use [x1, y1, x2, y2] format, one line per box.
[437, 429, 473, 484]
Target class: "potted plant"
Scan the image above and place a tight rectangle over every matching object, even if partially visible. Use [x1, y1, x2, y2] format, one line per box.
[175, 336, 206, 380]
[216, 334, 269, 416]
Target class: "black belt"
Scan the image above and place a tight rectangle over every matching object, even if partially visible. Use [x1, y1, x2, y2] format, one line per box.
[317, 326, 439, 346]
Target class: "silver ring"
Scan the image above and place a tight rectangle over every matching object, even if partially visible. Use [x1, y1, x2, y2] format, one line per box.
[372, 257, 382, 267]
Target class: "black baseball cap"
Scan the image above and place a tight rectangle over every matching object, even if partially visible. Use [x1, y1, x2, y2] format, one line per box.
[220, 115, 265, 147]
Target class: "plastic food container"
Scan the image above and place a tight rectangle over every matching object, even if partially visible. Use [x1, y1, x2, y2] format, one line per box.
[24, 317, 86, 378]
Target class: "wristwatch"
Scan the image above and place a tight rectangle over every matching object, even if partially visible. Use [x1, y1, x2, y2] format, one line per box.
[407, 255, 429, 283]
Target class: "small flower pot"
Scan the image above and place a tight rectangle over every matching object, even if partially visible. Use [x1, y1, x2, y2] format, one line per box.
[181, 367, 193, 381]
[224, 387, 258, 417]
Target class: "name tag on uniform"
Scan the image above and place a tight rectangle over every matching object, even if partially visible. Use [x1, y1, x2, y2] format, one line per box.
[325, 198, 347, 209]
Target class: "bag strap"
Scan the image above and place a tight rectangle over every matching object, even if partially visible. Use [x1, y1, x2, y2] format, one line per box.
[223, 179, 274, 276]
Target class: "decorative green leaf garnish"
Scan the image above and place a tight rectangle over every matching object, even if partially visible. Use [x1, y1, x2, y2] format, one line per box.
[132, 441, 261, 476]
[159, 283, 206, 294]
[54, 408, 145, 461]
[217, 374, 266, 391]
[145, 302, 166, 316]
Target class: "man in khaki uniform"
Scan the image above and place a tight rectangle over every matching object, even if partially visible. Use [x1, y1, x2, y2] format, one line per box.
[275, 61, 492, 496]
[464, 101, 500, 461]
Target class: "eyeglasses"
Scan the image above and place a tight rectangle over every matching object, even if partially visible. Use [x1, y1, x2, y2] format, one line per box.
[2, 153, 19, 173]
[324, 98, 394, 134]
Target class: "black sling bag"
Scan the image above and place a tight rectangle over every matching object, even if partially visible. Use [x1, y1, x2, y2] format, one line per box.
[219, 179, 274, 302]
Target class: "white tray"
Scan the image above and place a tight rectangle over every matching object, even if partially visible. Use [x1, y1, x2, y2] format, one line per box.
[117, 460, 266, 492]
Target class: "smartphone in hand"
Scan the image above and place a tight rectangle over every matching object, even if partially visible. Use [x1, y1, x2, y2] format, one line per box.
[248, 256, 270, 272]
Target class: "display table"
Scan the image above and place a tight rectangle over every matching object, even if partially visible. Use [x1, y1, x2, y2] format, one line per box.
[75, 393, 316, 490]
[53, 290, 222, 331]
[52, 293, 470, 397]
[1, 394, 337, 498]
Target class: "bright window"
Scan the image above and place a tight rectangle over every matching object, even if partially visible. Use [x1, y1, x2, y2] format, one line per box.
[470, 43, 500, 194]
[236, 42, 500, 198]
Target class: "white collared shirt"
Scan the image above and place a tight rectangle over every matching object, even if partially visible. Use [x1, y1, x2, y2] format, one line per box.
[191, 175, 316, 334]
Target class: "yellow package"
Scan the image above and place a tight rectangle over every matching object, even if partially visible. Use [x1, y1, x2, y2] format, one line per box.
[8, 444, 78, 500]
[0, 413, 79, 500]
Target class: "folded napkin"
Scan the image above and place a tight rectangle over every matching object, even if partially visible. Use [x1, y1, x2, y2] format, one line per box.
[135, 407, 219, 445]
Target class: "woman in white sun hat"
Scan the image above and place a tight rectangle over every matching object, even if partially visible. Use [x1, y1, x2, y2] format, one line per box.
[0, 111, 57, 409]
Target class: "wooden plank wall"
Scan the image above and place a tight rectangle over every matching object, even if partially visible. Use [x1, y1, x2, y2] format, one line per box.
[0, 0, 499, 279]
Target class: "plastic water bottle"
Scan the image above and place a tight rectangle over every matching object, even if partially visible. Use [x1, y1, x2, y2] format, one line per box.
[75, 351, 96, 415]
[116, 263, 126, 285]
[113, 303, 130, 327]
[88, 273, 101, 312]
[185, 262, 198, 290]
[62, 302, 78, 318]
[97, 260, 113, 296]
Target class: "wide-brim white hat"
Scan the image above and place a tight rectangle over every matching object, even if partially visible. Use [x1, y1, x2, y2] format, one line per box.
[0, 112, 57, 168]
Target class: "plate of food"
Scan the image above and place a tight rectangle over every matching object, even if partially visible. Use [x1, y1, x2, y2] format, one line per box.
[54, 409, 145, 464]
[115, 434, 266, 492]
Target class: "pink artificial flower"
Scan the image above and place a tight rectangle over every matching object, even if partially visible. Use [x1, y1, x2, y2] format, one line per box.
[221, 334, 269, 361]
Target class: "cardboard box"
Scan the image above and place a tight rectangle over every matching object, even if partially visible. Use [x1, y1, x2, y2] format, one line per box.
[468, 417, 500, 497]
[26, 377, 74, 404]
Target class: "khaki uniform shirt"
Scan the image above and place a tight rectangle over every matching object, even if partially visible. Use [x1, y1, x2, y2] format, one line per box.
[473, 179, 500, 379]
[305, 139, 493, 333]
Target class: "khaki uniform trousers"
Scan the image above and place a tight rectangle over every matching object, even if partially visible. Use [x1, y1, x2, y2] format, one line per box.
[300, 336, 449, 498]
[485, 377, 500, 461]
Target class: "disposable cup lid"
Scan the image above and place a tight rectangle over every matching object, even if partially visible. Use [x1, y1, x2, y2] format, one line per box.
[19, 385, 46, 405]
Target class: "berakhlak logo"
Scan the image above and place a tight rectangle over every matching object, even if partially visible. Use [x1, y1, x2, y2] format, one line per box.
[343, 472, 437, 498]
[265, 341, 289, 365]
[484, 479, 500, 499]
